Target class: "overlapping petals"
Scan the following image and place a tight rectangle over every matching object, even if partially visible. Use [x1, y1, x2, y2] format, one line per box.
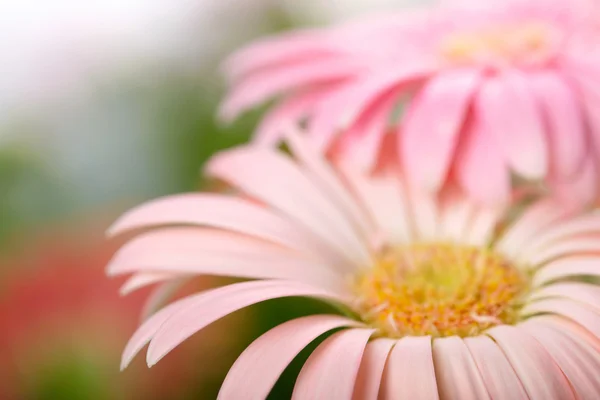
[221, 0, 600, 206]
[109, 132, 600, 399]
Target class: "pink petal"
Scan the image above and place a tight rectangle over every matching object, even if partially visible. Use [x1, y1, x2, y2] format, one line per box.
[525, 236, 600, 267]
[550, 154, 599, 208]
[140, 278, 188, 321]
[205, 147, 371, 267]
[478, 71, 548, 179]
[523, 315, 600, 366]
[410, 189, 440, 241]
[292, 329, 374, 400]
[439, 193, 476, 242]
[223, 30, 337, 82]
[486, 325, 575, 400]
[285, 129, 373, 235]
[496, 199, 571, 259]
[533, 256, 600, 286]
[521, 298, 600, 340]
[403, 68, 481, 191]
[308, 62, 436, 151]
[464, 336, 528, 399]
[352, 338, 395, 400]
[336, 162, 412, 244]
[456, 112, 510, 205]
[119, 272, 177, 296]
[108, 228, 346, 293]
[463, 205, 503, 246]
[528, 282, 600, 313]
[219, 58, 361, 122]
[382, 336, 439, 400]
[108, 193, 345, 268]
[147, 280, 348, 366]
[253, 88, 335, 146]
[530, 71, 586, 179]
[521, 319, 600, 396]
[121, 290, 202, 370]
[525, 214, 600, 259]
[218, 315, 360, 400]
[432, 337, 490, 400]
[338, 62, 437, 130]
[531, 216, 600, 249]
[334, 92, 398, 172]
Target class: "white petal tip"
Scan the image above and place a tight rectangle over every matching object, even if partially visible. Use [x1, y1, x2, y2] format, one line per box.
[120, 358, 131, 371]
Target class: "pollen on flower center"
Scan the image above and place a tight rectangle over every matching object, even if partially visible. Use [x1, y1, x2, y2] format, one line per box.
[350, 243, 529, 338]
[439, 22, 560, 67]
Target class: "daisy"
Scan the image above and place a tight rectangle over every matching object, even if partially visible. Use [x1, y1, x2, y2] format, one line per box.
[220, 0, 600, 206]
[109, 131, 600, 399]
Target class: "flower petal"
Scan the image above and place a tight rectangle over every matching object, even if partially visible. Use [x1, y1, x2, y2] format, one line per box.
[334, 92, 398, 172]
[456, 112, 510, 205]
[140, 278, 188, 321]
[478, 71, 547, 179]
[432, 336, 490, 400]
[403, 68, 481, 191]
[526, 214, 600, 254]
[119, 272, 177, 296]
[147, 280, 347, 366]
[463, 205, 503, 246]
[486, 325, 575, 400]
[410, 189, 440, 241]
[121, 290, 201, 370]
[219, 58, 361, 122]
[107, 193, 342, 266]
[308, 62, 435, 151]
[522, 298, 600, 340]
[529, 282, 600, 313]
[253, 87, 336, 146]
[550, 154, 599, 208]
[107, 227, 346, 292]
[439, 192, 476, 242]
[352, 338, 395, 400]
[206, 147, 371, 267]
[338, 161, 412, 244]
[218, 315, 360, 400]
[521, 319, 600, 397]
[533, 256, 600, 286]
[496, 199, 571, 260]
[382, 336, 439, 400]
[526, 237, 600, 268]
[530, 72, 586, 179]
[223, 30, 337, 82]
[292, 328, 375, 400]
[464, 335, 528, 399]
[285, 129, 373, 235]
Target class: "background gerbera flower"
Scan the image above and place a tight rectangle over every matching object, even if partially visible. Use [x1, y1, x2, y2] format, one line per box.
[110, 131, 600, 399]
[220, 0, 600, 206]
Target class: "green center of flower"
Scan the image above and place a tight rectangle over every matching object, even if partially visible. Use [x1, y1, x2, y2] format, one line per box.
[351, 243, 529, 338]
[439, 22, 559, 66]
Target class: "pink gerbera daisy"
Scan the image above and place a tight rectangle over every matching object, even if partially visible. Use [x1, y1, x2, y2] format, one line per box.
[110, 131, 600, 399]
[220, 0, 600, 206]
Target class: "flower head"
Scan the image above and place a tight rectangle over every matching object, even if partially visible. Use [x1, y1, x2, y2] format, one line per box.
[220, 0, 600, 206]
[111, 131, 600, 399]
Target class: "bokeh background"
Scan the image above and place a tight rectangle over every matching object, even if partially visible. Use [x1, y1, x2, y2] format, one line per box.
[0, 1, 432, 398]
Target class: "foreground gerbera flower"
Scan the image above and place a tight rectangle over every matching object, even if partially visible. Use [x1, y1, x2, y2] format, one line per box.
[220, 0, 600, 206]
[109, 132, 600, 399]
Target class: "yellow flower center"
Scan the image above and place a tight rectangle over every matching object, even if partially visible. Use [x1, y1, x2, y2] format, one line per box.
[439, 22, 559, 67]
[351, 243, 529, 338]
